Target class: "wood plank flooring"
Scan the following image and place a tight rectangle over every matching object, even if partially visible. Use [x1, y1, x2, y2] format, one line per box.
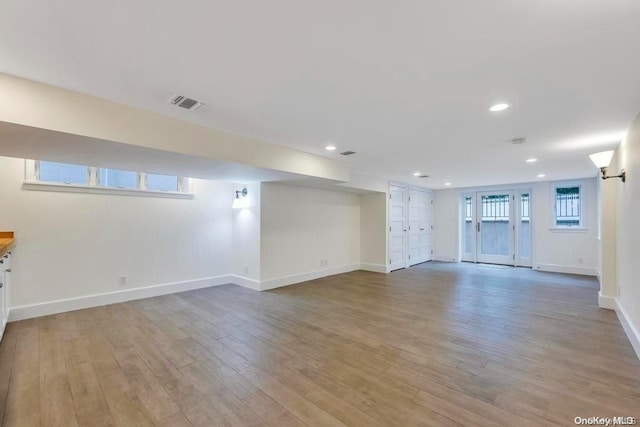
[0, 262, 638, 426]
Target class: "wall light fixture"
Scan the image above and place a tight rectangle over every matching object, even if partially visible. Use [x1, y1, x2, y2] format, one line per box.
[589, 151, 625, 182]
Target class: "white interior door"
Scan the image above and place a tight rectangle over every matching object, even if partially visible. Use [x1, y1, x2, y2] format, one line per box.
[409, 189, 432, 265]
[476, 191, 515, 265]
[389, 185, 408, 271]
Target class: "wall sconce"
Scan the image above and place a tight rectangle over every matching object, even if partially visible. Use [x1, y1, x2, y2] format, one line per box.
[589, 151, 625, 182]
[232, 187, 248, 209]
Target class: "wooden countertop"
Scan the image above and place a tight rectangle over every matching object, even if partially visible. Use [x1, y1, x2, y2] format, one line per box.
[0, 232, 15, 257]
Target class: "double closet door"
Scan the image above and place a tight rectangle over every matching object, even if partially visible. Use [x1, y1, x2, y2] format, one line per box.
[462, 190, 531, 267]
[389, 184, 433, 271]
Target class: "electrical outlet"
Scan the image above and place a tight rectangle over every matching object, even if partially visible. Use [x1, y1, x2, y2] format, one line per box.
[243, 266, 249, 275]
[578, 258, 583, 264]
[119, 275, 127, 286]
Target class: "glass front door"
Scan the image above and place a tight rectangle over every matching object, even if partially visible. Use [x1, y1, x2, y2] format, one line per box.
[460, 190, 532, 266]
[476, 191, 515, 265]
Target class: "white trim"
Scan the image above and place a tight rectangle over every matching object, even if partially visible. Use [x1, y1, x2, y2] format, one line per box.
[432, 255, 458, 262]
[23, 181, 194, 199]
[533, 263, 598, 276]
[597, 292, 617, 310]
[259, 264, 360, 291]
[229, 275, 261, 291]
[615, 299, 640, 360]
[9, 275, 230, 321]
[359, 263, 388, 273]
[549, 227, 589, 233]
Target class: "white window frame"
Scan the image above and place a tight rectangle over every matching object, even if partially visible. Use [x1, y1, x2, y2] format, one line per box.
[24, 160, 193, 199]
[550, 180, 586, 231]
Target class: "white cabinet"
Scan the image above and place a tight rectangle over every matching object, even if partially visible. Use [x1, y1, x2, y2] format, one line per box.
[0, 251, 11, 339]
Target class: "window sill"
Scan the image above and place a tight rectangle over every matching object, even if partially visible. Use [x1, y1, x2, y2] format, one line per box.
[549, 227, 588, 233]
[23, 181, 194, 199]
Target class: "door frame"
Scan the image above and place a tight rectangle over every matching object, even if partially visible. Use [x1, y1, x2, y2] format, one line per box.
[460, 189, 533, 267]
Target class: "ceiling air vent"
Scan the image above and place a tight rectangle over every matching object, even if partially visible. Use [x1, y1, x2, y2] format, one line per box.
[340, 151, 357, 156]
[169, 94, 204, 111]
[418, 174, 429, 179]
[510, 137, 526, 145]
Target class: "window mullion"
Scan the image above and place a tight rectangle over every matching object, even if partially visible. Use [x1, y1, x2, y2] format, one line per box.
[89, 167, 98, 187]
[138, 172, 146, 190]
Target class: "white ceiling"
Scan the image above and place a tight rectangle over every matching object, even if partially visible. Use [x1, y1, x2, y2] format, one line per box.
[1, 0, 639, 189]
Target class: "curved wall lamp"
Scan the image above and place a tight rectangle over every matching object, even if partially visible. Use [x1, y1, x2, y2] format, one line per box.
[589, 151, 625, 182]
[232, 187, 248, 209]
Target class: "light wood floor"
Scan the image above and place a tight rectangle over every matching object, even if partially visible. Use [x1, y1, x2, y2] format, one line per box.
[0, 262, 638, 426]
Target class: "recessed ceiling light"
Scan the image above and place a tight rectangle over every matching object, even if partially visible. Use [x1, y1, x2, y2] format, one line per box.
[526, 158, 538, 163]
[537, 174, 546, 178]
[413, 172, 421, 177]
[444, 182, 452, 186]
[490, 103, 510, 112]
[325, 145, 336, 151]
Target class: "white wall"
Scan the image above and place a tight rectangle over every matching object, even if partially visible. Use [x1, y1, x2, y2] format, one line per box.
[605, 113, 640, 357]
[360, 193, 387, 270]
[0, 156, 233, 308]
[260, 183, 361, 285]
[433, 189, 462, 262]
[598, 177, 617, 296]
[231, 182, 261, 287]
[433, 178, 599, 275]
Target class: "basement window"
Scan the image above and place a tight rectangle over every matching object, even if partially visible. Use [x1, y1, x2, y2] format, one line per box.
[99, 168, 138, 189]
[24, 160, 193, 199]
[554, 185, 583, 229]
[38, 161, 89, 185]
[147, 173, 179, 192]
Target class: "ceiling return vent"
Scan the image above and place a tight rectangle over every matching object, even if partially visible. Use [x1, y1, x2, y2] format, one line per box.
[340, 151, 357, 156]
[169, 94, 204, 111]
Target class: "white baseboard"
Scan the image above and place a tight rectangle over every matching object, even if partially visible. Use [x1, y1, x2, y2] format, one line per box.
[597, 294, 640, 361]
[260, 264, 360, 291]
[598, 292, 617, 310]
[432, 255, 458, 262]
[534, 263, 598, 277]
[229, 275, 261, 291]
[9, 275, 232, 321]
[359, 263, 388, 273]
[615, 299, 640, 361]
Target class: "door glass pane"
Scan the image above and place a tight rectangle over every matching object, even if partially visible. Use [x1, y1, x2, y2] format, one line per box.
[464, 196, 474, 254]
[99, 168, 138, 189]
[521, 193, 531, 258]
[481, 194, 510, 256]
[147, 174, 179, 192]
[39, 161, 88, 185]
